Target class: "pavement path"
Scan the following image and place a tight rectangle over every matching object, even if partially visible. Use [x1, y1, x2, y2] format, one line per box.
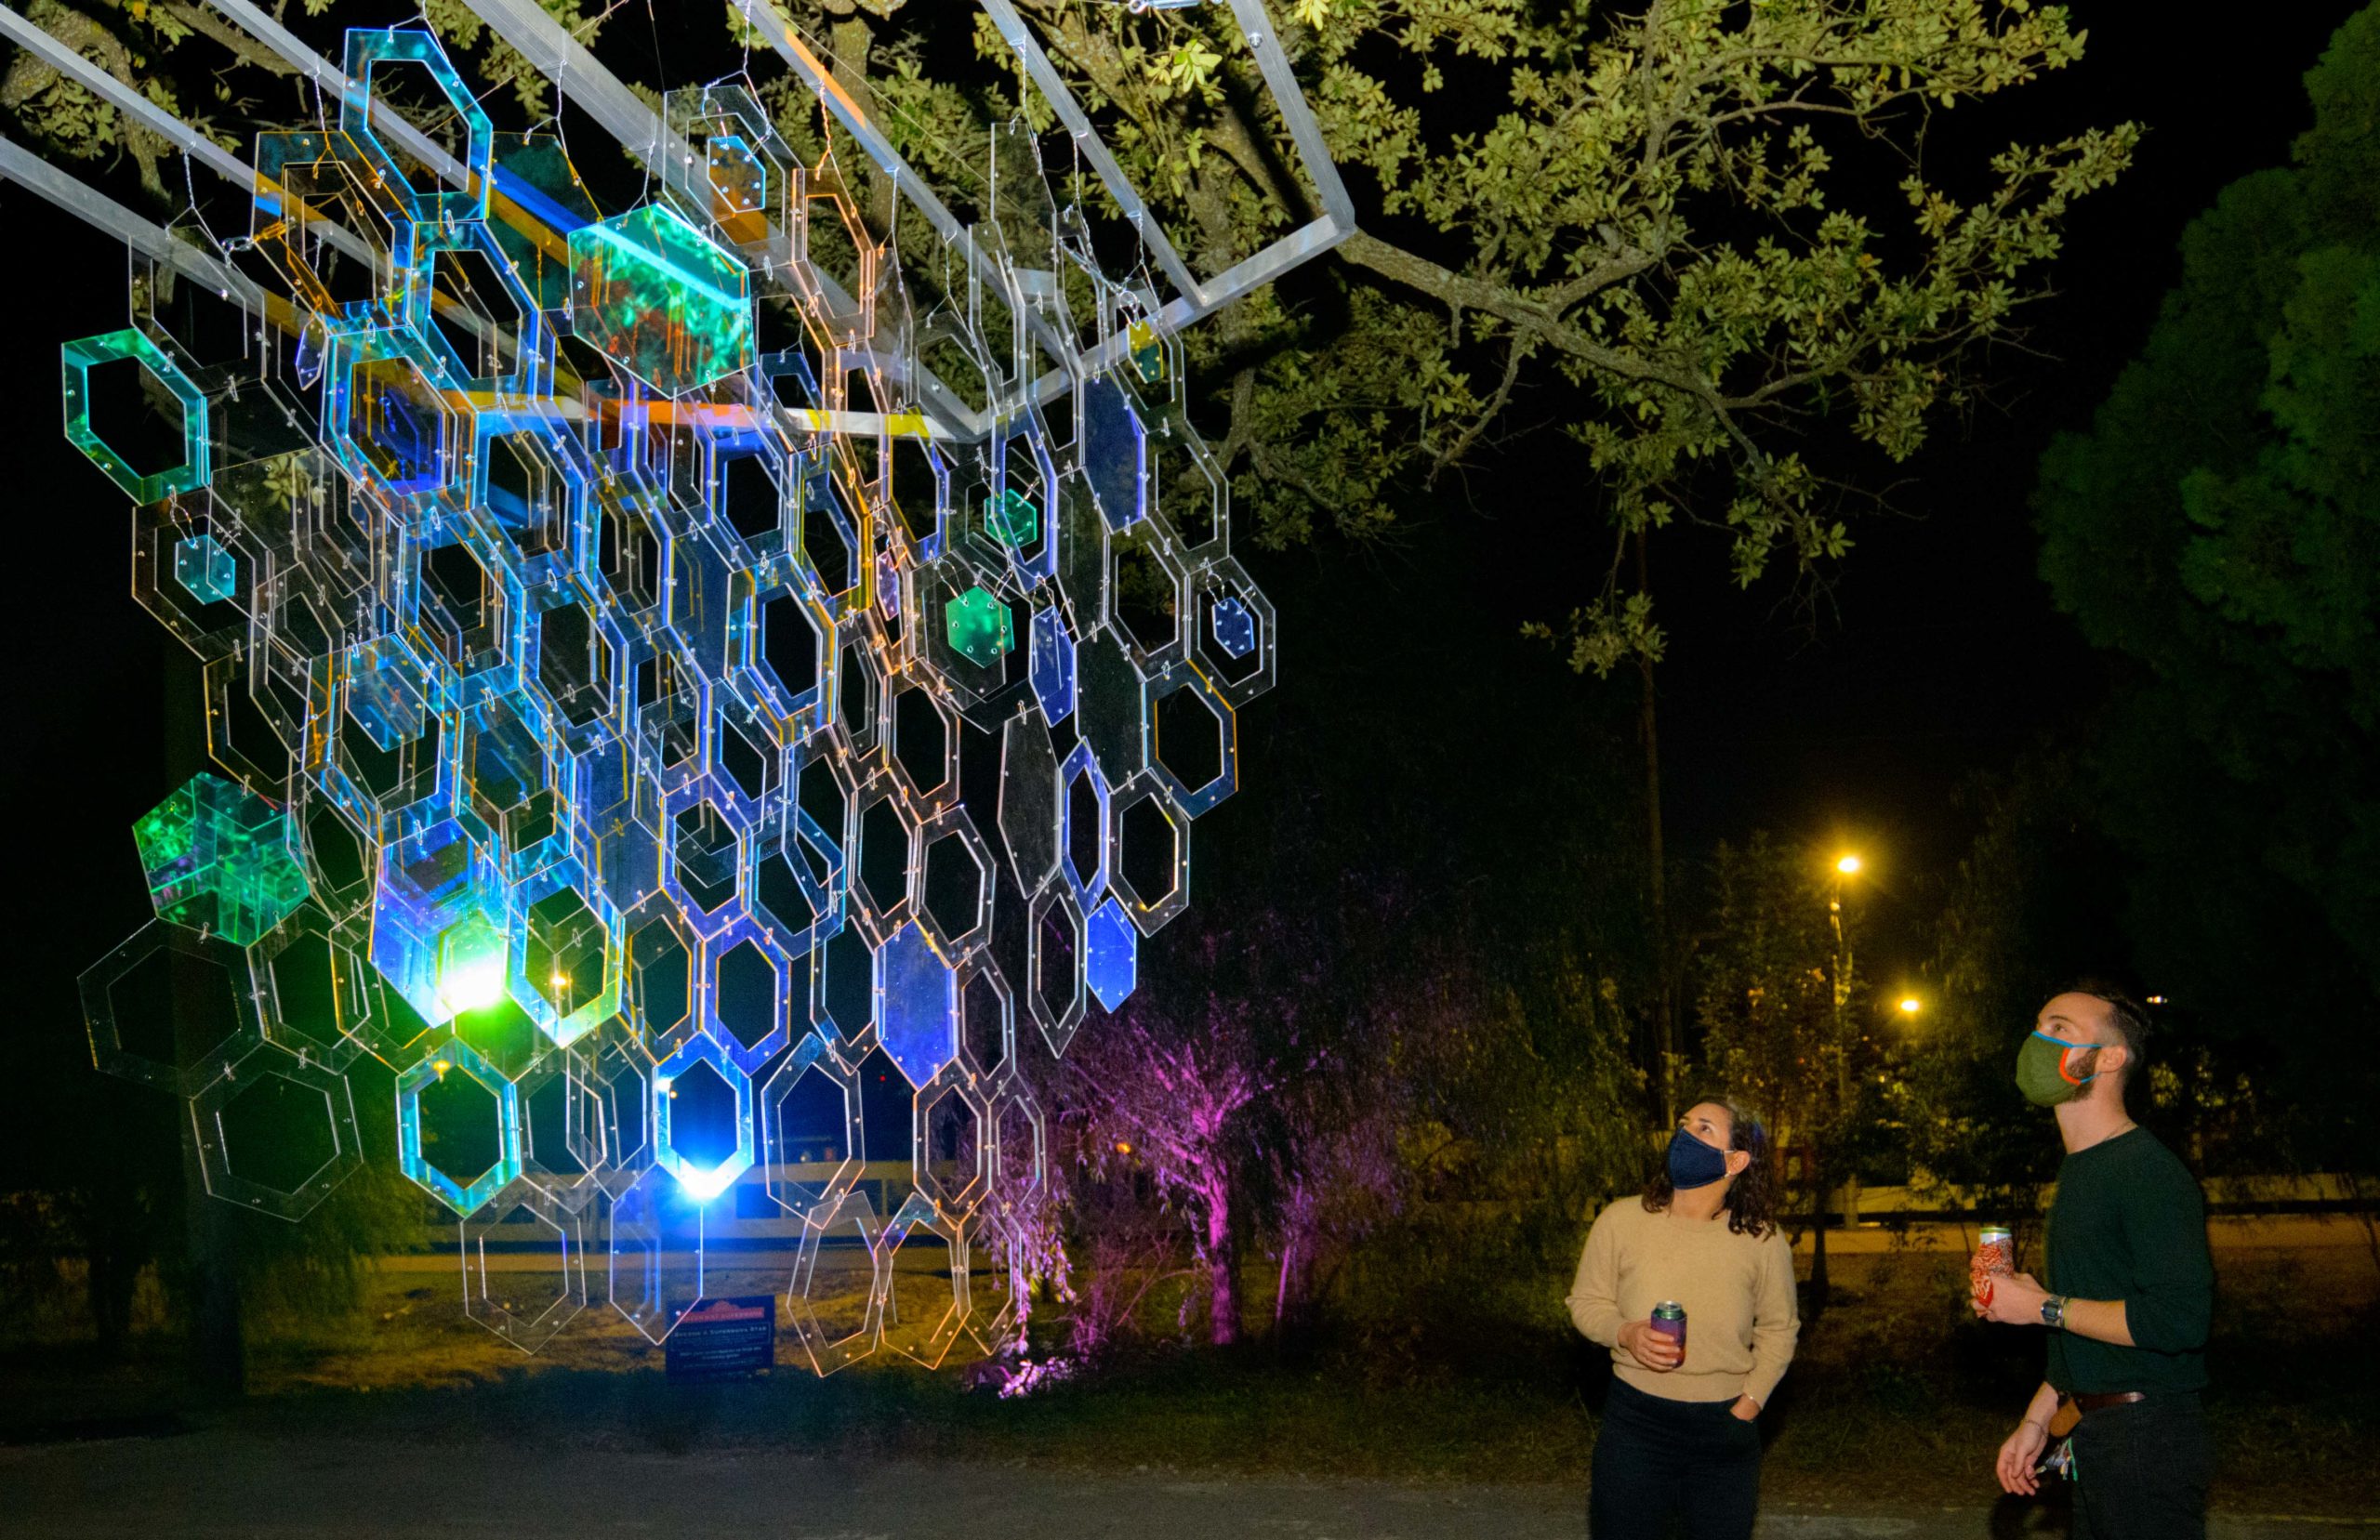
[2, 1428, 2372, 1538]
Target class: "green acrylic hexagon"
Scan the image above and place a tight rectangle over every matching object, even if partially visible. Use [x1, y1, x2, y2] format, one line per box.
[132, 772, 311, 945]
[984, 488, 1039, 548]
[61, 329, 211, 502]
[568, 204, 755, 395]
[945, 586, 1014, 668]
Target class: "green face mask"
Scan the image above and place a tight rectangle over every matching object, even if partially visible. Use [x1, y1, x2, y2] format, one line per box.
[2016, 1030, 2101, 1107]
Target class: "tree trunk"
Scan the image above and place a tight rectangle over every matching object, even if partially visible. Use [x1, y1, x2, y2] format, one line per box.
[1807, 1159, 1831, 1311]
[85, 1209, 140, 1362]
[825, 16, 898, 237]
[1635, 531, 1674, 1127]
[176, 1096, 245, 1399]
[1205, 1198, 1240, 1347]
[167, 647, 244, 1400]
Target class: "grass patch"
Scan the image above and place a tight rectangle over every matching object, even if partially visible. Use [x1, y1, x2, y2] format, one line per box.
[3, 1246, 2373, 1517]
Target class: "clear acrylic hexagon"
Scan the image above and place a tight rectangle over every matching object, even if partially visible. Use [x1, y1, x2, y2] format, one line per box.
[761, 1031, 865, 1222]
[189, 1041, 364, 1220]
[81, 919, 266, 1097]
[604, 1162, 713, 1343]
[879, 1194, 971, 1370]
[461, 1177, 588, 1352]
[787, 1186, 884, 1375]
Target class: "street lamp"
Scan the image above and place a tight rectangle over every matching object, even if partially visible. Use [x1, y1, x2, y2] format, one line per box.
[1829, 853, 1861, 1007]
[1897, 996, 1922, 1016]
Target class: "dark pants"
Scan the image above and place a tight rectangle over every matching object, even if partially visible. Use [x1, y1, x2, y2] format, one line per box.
[1589, 1378, 1761, 1540]
[2070, 1391, 2210, 1540]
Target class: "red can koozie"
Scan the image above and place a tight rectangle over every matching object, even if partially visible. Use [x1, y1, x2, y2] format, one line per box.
[1971, 1226, 2014, 1308]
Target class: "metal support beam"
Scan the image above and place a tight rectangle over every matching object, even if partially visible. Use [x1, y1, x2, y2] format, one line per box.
[0, 133, 266, 315]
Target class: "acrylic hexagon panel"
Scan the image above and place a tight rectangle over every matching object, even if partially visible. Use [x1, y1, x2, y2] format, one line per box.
[54, 11, 1325, 1368]
[133, 772, 311, 946]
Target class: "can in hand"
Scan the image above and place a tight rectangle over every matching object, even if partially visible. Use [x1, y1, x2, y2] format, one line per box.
[1971, 1225, 2015, 1308]
[1649, 1300, 1686, 1361]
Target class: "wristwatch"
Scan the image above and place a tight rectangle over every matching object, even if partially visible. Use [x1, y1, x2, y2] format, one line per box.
[2040, 1294, 2069, 1330]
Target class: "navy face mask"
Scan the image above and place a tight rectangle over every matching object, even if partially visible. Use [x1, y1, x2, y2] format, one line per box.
[1665, 1127, 1733, 1191]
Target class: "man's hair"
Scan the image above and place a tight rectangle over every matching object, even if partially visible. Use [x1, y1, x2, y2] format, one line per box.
[2050, 977, 2152, 1076]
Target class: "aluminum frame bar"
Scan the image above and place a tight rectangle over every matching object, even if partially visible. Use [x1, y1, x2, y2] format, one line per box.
[0, 7, 383, 277]
[0, 132, 267, 315]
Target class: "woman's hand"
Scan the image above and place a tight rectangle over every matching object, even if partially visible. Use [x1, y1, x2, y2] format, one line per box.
[1728, 1395, 1759, 1422]
[1616, 1319, 1683, 1372]
[1995, 1418, 2049, 1495]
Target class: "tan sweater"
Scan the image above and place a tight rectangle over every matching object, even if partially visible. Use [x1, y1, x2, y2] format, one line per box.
[1566, 1197, 1800, 1406]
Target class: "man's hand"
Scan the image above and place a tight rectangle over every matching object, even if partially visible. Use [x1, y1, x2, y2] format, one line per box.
[1977, 1270, 2050, 1325]
[1728, 1395, 1760, 1422]
[1996, 1417, 2050, 1495]
[1616, 1319, 1683, 1372]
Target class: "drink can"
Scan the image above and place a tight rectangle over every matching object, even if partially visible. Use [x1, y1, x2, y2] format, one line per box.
[1649, 1300, 1686, 1357]
[1971, 1225, 2015, 1307]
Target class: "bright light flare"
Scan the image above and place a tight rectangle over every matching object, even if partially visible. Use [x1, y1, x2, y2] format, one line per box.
[437, 954, 508, 1014]
[1836, 854, 1863, 875]
[436, 914, 510, 1017]
[1898, 996, 1923, 1014]
[675, 1162, 740, 1201]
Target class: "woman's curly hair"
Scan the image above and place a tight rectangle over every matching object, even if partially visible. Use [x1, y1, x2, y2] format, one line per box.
[1640, 1093, 1779, 1239]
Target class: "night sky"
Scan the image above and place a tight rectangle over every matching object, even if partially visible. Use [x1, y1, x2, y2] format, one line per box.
[0, 0, 2360, 1143]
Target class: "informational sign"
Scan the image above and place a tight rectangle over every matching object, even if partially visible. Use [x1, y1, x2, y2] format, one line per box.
[665, 1296, 776, 1382]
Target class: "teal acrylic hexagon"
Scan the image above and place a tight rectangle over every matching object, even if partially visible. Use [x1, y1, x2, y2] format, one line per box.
[61, 329, 210, 502]
[174, 534, 237, 604]
[341, 28, 492, 229]
[132, 772, 311, 945]
[396, 1037, 522, 1218]
[945, 586, 1013, 668]
[569, 205, 756, 395]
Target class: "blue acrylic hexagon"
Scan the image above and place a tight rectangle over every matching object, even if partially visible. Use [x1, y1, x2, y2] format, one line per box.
[1082, 375, 1146, 532]
[652, 1032, 757, 1201]
[878, 921, 958, 1087]
[1211, 596, 1256, 659]
[1085, 897, 1137, 1011]
[1029, 605, 1078, 725]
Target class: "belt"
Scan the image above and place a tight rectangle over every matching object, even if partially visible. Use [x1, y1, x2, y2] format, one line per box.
[2072, 1391, 2148, 1414]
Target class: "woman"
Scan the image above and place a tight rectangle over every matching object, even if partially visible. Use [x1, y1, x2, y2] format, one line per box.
[1566, 1096, 1800, 1540]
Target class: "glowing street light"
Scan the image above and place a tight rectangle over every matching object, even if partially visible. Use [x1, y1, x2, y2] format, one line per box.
[1898, 996, 1923, 1015]
[1827, 852, 1862, 1008]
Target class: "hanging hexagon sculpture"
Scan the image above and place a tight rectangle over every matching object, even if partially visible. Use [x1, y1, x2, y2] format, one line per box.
[46, 7, 1348, 1365]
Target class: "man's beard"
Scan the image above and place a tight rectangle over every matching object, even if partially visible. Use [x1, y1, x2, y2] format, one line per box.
[2071, 1048, 2109, 1101]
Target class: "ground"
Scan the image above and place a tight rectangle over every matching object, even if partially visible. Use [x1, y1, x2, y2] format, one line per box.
[3, 1232, 2373, 1537]
[3, 1429, 2375, 1539]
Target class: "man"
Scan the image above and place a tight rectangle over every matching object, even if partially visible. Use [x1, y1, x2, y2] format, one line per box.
[1977, 982, 2215, 1539]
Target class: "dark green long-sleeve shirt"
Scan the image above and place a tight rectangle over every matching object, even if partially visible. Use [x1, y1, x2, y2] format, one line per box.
[2043, 1125, 2214, 1395]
